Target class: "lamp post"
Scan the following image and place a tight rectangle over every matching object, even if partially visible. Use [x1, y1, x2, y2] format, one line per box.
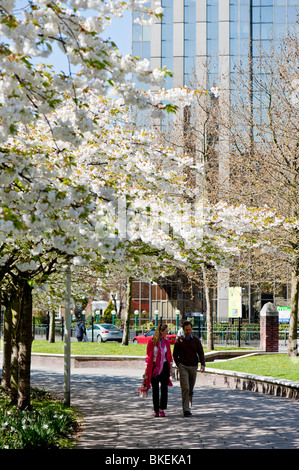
[95, 309, 99, 323]
[111, 309, 116, 325]
[154, 310, 159, 327]
[91, 311, 94, 342]
[64, 265, 71, 406]
[175, 309, 180, 333]
[134, 310, 139, 330]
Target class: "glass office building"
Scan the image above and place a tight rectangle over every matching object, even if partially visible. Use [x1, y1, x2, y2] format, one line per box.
[132, 0, 298, 91]
[131, 1, 298, 320]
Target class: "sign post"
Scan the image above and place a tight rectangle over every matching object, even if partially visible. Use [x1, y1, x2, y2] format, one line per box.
[228, 287, 242, 346]
[228, 287, 242, 319]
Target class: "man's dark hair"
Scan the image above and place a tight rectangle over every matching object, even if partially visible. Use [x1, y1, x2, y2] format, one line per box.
[182, 320, 192, 329]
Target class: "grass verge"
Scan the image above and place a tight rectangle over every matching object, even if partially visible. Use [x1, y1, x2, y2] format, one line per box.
[31, 340, 250, 356]
[207, 354, 299, 382]
[30, 340, 299, 382]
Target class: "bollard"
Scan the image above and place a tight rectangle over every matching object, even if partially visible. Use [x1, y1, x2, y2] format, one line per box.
[260, 302, 279, 352]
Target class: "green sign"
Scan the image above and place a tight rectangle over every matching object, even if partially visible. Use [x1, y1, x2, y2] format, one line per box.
[277, 306, 290, 323]
[228, 287, 242, 318]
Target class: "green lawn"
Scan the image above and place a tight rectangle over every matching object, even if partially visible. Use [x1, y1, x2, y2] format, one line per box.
[28, 340, 299, 382]
[31, 340, 148, 356]
[30, 340, 247, 356]
[207, 354, 299, 382]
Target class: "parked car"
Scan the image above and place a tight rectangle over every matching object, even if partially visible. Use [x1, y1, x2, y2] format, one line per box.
[86, 324, 123, 343]
[132, 329, 177, 345]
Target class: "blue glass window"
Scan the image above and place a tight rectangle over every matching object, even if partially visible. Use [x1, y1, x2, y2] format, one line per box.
[162, 24, 173, 41]
[252, 7, 261, 22]
[240, 5, 249, 22]
[142, 26, 151, 42]
[184, 56, 195, 71]
[230, 5, 239, 22]
[162, 0, 172, 7]
[142, 41, 150, 59]
[230, 38, 240, 55]
[184, 5, 196, 23]
[161, 40, 173, 57]
[132, 25, 142, 41]
[288, 6, 299, 22]
[240, 22, 249, 37]
[274, 6, 287, 21]
[207, 5, 219, 22]
[162, 7, 173, 24]
[207, 22, 219, 39]
[252, 23, 261, 39]
[185, 23, 196, 40]
[162, 58, 173, 70]
[230, 22, 239, 38]
[274, 23, 287, 36]
[207, 39, 219, 56]
[132, 42, 142, 57]
[261, 0, 274, 5]
[239, 38, 249, 55]
[261, 6, 273, 22]
[261, 23, 274, 38]
[185, 40, 196, 56]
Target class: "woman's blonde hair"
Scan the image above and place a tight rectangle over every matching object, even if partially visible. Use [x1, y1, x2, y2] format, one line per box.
[152, 324, 168, 346]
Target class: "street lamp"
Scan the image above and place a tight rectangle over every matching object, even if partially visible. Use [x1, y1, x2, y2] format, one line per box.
[111, 309, 116, 325]
[154, 310, 159, 327]
[175, 309, 181, 332]
[134, 310, 139, 330]
[95, 309, 99, 323]
[91, 311, 94, 343]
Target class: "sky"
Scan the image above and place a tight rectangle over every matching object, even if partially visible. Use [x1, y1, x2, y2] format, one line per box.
[13, 1, 132, 73]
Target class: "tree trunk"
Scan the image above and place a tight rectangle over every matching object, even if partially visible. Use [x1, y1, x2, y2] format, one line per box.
[288, 258, 299, 357]
[1, 303, 12, 392]
[49, 309, 56, 343]
[10, 292, 22, 405]
[202, 265, 214, 351]
[122, 276, 132, 346]
[17, 281, 33, 410]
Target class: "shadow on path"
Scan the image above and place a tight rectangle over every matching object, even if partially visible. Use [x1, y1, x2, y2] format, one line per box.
[30, 367, 299, 450]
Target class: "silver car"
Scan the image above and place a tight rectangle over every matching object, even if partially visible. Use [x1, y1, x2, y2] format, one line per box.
[86, 323, 123, 343]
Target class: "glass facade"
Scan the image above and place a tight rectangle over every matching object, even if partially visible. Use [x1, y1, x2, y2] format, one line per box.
[131, 0, 298, 90]
[184, 0, 196, 85]
[131, 0, 298, 319]
[207, 0, 219, 88]
[161, 0, 174, 89]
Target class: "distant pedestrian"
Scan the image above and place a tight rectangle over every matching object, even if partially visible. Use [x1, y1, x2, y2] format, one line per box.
[144, 324, 173, 417]
[173, 321, 205, 417]
[75, 318, 86, 342]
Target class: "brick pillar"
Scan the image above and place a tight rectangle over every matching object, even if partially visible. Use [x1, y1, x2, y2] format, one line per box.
[260, 302, 279, 352]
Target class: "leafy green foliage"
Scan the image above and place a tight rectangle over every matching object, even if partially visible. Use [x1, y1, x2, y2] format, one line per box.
[0, 387, 81, 449]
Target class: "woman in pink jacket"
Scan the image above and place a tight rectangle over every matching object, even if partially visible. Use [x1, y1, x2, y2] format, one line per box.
[145, 324, 173, 417]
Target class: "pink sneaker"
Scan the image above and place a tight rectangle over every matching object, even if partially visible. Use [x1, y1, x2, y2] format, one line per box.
[160, 411, 165, 417]
[154, 412, 159, 417]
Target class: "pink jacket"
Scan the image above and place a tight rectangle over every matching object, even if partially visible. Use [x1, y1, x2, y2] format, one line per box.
[145, 339, 173, 390]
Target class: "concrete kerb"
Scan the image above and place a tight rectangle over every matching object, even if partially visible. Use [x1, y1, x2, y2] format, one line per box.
[23, 350, 299, 401]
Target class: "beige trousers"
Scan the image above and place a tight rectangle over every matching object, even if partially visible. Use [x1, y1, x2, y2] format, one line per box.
[178, 363, 198, 413]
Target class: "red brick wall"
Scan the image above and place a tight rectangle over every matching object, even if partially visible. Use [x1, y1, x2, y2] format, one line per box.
[260, 316, 279, 352]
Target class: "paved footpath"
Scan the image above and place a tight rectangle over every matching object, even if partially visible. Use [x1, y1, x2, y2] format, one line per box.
[30, 363, 299, 453]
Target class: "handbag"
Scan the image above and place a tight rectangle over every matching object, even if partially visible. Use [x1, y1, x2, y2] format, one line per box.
[138, 374, 149, 399]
